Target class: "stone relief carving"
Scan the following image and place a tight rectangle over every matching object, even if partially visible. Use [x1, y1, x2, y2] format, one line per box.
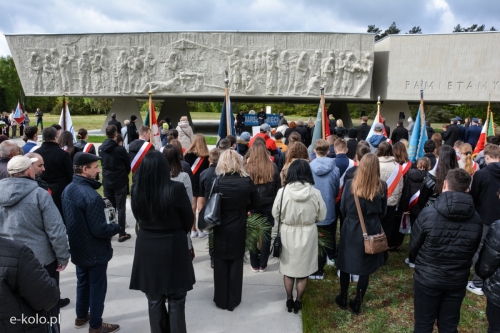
[11, 33, 373, 98]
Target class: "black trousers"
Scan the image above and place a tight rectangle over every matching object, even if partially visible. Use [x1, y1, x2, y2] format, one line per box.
[487, 299, 500, 333]
[104, 186, 128, 236]
[213, 257, 244, 310]
[413, 280, 465, 333]
[249, 210, 273, 269]
[145, 293, 187, 333]
[318, 222, 337, 273]
[44, 260, 60, 331]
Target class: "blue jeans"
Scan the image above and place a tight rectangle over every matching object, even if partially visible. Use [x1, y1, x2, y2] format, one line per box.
[36, 118, 43, 129]
[76, 263, 108, 330]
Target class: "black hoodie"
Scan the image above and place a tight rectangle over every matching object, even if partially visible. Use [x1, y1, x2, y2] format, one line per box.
[410, 191, 483, 289]
[400, 168, 428, 221]
[470, 162, 500, 225]
[98, 138, 131, 189]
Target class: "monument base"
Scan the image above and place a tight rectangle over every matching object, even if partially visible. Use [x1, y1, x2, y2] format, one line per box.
[381, 100, 410, 130]
[101, 98, 142, 133]
[328, 102, 353, 129]
[158, 98, 194, 130]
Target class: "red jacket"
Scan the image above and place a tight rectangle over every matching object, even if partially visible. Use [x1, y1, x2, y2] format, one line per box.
[249, 133, 277, 151]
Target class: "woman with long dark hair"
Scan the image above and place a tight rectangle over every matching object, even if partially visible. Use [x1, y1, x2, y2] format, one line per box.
[74, 128, 96, 155]
[418, 145, 458, 208]
[212, 150, 260, 311]
[336, 153, 387, 314]
[130, 150, 195, 333]
[245, 143, 280, 272]
[58, 130, 76, 159]
[273, 159, 326, 314]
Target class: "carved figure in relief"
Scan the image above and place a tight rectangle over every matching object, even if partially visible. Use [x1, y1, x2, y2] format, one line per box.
[333, 52, 345, 95]
[165, 52, 181, 79]
[91, 54, 106, 93]
[42, 54, 55, 94]
[88, 48, 95, 63]
[143, 52, 157, 84]
[78, 51, 91, 94]
[342, 53, 355, 96]
[100, 47, 110, 91]
[260, 51, 267, 76]
[277, 50, 289, 95]
[248, 51, 256, 76]
[228, 48, 241, 92]
[116, 51, 128, 94]
[306, 75, 322, 95]
[241, 54, 249, 90]
[193, 74, 204, 92]
[59, 54, 72, 93]
[255, 52, 264, 84]
[266, 50, 278, 95]
[309, 50, 322, 77]
[245, 75, 256, 95]
[28, 52, 43, 94]
[287, 51, 299, 94]
[322, 51, 335, 95]
[135, 47, 145, 90]
[128, 48, 141, 94]
[294, 52, 309, 95]
[142, 75, 182, 94]
[49, 49, 62, 93]
[353, 52, 373, 97]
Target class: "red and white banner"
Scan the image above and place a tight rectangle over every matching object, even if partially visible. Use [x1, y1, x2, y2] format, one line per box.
[335, 159, 358, 203]
[400, 190, 420, 234]
[401, 161, 411, 175]
[191, 156, 206, 175]
[131, 141, 152, 173]
[83, 143, 93, 153]
[386, 164, 403, 198]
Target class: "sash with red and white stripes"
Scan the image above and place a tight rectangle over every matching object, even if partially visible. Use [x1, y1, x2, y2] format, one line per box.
[335, 159, 358, 203]
[131, 142, 152, 173]
[400, 190, 420, 234]
[472, 161, 479, 173]
[191, 156, 206, 174]
[386, 164, 403, 198]
[83, 143, 94, 153]
[401, 161, 411, 175]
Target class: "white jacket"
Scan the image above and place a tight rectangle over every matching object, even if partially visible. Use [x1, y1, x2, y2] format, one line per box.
[379, 156, 404, 207]
[176, 121, 194, 150]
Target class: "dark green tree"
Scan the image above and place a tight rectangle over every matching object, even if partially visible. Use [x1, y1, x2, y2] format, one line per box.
[379, 22, 401, 39]
[367, 25, 382, 41]
[453, 24, 488, 32]
[407, 26, 422, 34]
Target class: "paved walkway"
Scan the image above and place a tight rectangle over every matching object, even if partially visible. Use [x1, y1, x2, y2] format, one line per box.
[58, 199, 302, 333]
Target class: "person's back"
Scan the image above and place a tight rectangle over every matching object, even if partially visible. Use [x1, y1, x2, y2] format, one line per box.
[176, 118, 193, 149]
[465, 120, 482, 150]
[99, 135, 130, 189]
[0, 237, 60, 333]
[391, 121, 409, 143]
[442, 123, 461, 146]
[107, 114, 122, 133]
[310, 155, 340, 226]
[356, 117, 370, 141]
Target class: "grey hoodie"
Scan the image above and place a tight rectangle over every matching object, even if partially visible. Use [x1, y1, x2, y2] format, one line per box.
[0, 177, 69, 266]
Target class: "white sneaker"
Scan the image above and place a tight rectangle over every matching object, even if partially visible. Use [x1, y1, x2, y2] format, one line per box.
[351, 275, 359, 282]
[466, 281, 484, 296]
[337, 269, 341, 277]
[326, 258, 336, 266]
[190, 231, 198, 238]
[405, 258, 415, 268]
[309, 274, 317, 280]
[316, 272, 324, 280]
[198, 231, 207, 238]
[251, 267, 259, 273]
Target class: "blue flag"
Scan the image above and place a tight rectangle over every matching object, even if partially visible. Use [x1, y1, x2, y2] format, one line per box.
[217, 95, 236, 146]
[408, 104, 428, 162]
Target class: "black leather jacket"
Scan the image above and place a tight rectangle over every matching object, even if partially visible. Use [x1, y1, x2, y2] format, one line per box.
[477, 221, 500, 307]
[417, 172, 438, 209]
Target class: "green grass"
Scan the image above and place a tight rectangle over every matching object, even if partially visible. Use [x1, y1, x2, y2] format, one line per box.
[302, 237, 487, 333]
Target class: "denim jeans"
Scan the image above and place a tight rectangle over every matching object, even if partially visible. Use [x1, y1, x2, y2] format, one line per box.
[104, 186, 128, 236]
[413, 279, 466, 333]
[36, 118, 43, 129]
[76, 263, 108, 330]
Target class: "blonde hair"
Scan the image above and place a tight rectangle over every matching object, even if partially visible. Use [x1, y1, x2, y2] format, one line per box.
[186, 134, 209, 157]
[308, 117, 315, 128]
[336, 119, 344, 127]
[216, 150, 249, 177]
[352, 153, 385, 200]
[459, 143, 474, 175]
[180, 116, 188, 122]
[399, 139, 409, 148]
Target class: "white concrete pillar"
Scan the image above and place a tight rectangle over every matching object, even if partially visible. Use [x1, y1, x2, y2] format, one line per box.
[100, 97, 142, 133]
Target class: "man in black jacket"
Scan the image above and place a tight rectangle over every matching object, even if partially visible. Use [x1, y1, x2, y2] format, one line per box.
[356, 116, 370, 141]
[257, 108, 266, 125]
[425, 120, 435, 139]
[62, 152, 121, 332]
[107, 113, 122, 134]
[36, 127, 73, 216]
[410, 169, 482, 333]
[98, 125, 131, 243]
[0, 237, 60, 332]
[441, 118, 461, 146]
[126, 115, 139, 144]
[390, 120, 409, 144]
[468, 144, 500, 296]
[422, 140, 437, 169]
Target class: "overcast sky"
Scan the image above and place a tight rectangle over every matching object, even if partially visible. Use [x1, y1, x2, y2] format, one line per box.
[1, 0, 499, 56]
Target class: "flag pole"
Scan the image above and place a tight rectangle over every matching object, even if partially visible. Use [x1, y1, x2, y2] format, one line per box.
[62, 94, 67, 131]
[420, 80, 425, 123]
[224, 70, 230, 137]
[320, 71, 326, 139]
[148, 90, 153, 143]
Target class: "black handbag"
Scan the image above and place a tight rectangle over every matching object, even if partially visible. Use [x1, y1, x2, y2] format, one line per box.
[272, 185, 286, 258]
[200, 177, 222, 230]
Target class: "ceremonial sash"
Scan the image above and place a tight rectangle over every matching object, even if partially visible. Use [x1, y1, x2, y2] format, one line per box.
[386, 164, 403, 198]
[62, 145, 68, 152]
[400, 190, 420, 234]
[401, 161, 411, 175]
[83, 143, 93, 153]
[191, 156, 206, 174]
[335, 159, 358, 203]
[29, 145, 39, 152]
[131, 142, 152, 173]
[472, 161, 479, 173]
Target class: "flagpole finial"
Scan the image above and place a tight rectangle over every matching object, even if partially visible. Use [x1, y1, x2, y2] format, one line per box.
[377, 95, 381, 106]
[148, 90, 153, 97]
[224, 70, 229, 88]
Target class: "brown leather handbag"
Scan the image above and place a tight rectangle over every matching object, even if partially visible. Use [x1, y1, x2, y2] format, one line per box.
[354, 195, 388, 255]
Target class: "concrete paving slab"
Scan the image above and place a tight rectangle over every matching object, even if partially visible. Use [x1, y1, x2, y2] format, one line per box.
[58, 199, 302, 333]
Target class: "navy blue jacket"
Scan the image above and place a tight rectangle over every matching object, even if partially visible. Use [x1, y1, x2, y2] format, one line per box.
[333, 153, 351, 177]
[465, 125, 482, 150]
[62, 175, 120, 267]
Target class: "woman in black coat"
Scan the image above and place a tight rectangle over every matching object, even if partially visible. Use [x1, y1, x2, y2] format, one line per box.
[336, 153, 387, 314]
[74, 128, 96, 155]
[130, 151, 195, 333]
[212, 150, 260, 311]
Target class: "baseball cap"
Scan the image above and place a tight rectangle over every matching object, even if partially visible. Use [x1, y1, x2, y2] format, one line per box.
[74, 152, 101, 166]
[260, 123, 271, 132]
[472, 117, 479, 123]
[7, 156, 38, 175]
[240, 132, 251, 142]
[374, 123, 384, 131]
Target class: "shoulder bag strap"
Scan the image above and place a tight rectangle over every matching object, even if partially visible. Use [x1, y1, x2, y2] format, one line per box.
[277, 185, 286, 235]
[208, 176, 219, 199]
[354, 195, 368, 237]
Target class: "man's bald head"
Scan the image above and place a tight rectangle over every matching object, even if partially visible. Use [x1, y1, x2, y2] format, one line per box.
[26, 152, 45, 176]
[0, 140, 20, 159]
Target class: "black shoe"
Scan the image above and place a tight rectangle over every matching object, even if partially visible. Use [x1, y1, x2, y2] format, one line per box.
[349, 298, 362, 315]
[118, 234, 131, 242]
[286, 299, 294, 313]
[335, 293, 347, 310]
[293, 300, 302, 314]
[211, 257, 215, 269]
[59, 298, 70, 308]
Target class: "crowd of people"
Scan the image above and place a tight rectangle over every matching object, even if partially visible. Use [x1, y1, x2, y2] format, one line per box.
[0, 110, 500, 333]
